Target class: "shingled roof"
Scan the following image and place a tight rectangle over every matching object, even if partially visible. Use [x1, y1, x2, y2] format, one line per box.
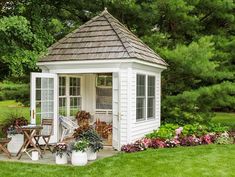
[39, 9, 167, 66]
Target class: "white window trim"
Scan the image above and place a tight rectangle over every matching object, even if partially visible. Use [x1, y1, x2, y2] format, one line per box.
[136, 73, 156, 122]
[59, 75, 82, 118]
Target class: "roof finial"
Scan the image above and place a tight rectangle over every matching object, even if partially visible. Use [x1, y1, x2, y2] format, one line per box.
[104, 7, 108, 12]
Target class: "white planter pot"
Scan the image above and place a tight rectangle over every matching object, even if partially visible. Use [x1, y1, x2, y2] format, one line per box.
[7, 134, 24, 154]
[87, 147, 97, 161]
[71, 150, 88, 166]
[55, 153, 68, 165]
[32, 151, 39, 161]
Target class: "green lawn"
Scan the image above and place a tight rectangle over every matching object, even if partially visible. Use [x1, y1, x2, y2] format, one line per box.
[213, 112, 235, 130]
[0, 100, 30, 124]
[0, 144, 234, 177]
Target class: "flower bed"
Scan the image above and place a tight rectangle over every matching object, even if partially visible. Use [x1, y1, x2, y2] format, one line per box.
[121, 123, 235, 153]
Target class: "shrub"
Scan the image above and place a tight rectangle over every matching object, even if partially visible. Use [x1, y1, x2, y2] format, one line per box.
[181, 124, 208, 137]
[207, 123, 229, 133]
[0, 81, 29, 105]
[146, 124, 178, 139]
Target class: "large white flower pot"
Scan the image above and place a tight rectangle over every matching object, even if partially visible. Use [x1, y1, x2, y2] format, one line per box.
[87, 147, 97, 161]
[55, 153, 68, 165]
[7, 134, 24, 154]
[71, 151, 88, 166]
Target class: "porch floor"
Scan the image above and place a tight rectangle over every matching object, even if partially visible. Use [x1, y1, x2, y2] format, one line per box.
[0, 146, 118, 165]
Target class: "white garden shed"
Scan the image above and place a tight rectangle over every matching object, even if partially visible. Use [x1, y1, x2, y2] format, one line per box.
[30, 9, 167, 150]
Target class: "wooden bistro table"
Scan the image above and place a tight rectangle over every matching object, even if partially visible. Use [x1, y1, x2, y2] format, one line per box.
[0, 138, 11, 159]
[16, 125, 43, 160]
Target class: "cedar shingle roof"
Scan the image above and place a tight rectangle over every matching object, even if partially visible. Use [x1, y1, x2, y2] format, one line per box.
[39, 9, 167, 66]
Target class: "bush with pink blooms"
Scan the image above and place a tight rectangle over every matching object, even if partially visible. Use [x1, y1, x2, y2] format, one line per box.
[121, 123, 234, 153]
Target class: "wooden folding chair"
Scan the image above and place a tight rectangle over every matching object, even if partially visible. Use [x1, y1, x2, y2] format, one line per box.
[0, 138, 11, 159]
[34, 119, 53, 153]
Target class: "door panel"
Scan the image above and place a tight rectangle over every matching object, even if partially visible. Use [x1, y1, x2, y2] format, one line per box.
[30, 73, 58, 143]
[112, 72, 120, 150]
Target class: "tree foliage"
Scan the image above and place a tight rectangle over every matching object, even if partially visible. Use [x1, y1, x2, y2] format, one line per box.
[0, 0, 235, 123]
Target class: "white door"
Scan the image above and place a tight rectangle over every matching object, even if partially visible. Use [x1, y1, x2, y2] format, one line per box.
[112, 72, 120, 150]
[30, 72, 58, 143]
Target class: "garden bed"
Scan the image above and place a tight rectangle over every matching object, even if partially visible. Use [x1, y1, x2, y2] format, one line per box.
[121, 123, 235, 153]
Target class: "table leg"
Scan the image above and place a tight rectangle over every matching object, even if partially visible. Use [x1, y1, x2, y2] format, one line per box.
[0, 143, 11, 159]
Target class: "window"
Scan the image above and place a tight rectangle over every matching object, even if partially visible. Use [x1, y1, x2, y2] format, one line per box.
[136, 74, 155, 121]
[69, 77, 81, 116]
[59, 77, 66, 116]
[136, 75, 146, 120]
[147, 76, 155, 118]
[59, 76, 82, 118]
[96, 74, 112, 110]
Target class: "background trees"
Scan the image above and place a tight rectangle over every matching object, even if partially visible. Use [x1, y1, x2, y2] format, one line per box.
[0, 0, 235, 123]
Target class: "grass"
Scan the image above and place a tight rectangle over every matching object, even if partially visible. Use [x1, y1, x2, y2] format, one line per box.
[0, 100, 30, 124]
[213, 112, 235, 130]
[0, 144, 235, 177]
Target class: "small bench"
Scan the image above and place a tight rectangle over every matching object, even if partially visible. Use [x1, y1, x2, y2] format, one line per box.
[0, 138, 11, 159]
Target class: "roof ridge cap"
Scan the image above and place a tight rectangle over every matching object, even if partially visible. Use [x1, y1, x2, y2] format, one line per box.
[102, 13, 132, 58]
[102, 12, 139, 58]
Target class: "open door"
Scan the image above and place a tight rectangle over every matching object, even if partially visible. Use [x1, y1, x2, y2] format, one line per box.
[112, 72, 120, 150]
[30, 72, 58, 143]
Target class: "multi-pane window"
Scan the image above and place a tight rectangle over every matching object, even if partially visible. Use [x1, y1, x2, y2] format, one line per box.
[59, 76, 81, 118]
[96, 74, 112, 110]
[147, 76, 155, 118]
[136, 74, 155, 121]
[136, 75, 146, 120]
[69, 77, 81, 116]
[59, 77, 66, 116]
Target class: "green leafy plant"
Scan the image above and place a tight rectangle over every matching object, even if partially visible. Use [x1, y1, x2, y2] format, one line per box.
[73, 125, 103, 152]
[146, 124, 178, 139]
[2, 112, 28, 135]
[207, 123, 229, 133]
[72, 139, 89, 152]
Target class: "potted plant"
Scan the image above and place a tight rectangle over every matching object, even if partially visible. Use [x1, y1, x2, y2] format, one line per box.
[75, 111, 90, 126]
[2, 116, 28, 154]
[71, 139, 89, 166]
[53, 143, 69, 164]
[73, 125, 103, 160]
[103, 124, 112, 145]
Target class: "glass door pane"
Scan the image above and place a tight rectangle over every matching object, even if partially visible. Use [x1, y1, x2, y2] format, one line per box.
[35, 78, 54, 126]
